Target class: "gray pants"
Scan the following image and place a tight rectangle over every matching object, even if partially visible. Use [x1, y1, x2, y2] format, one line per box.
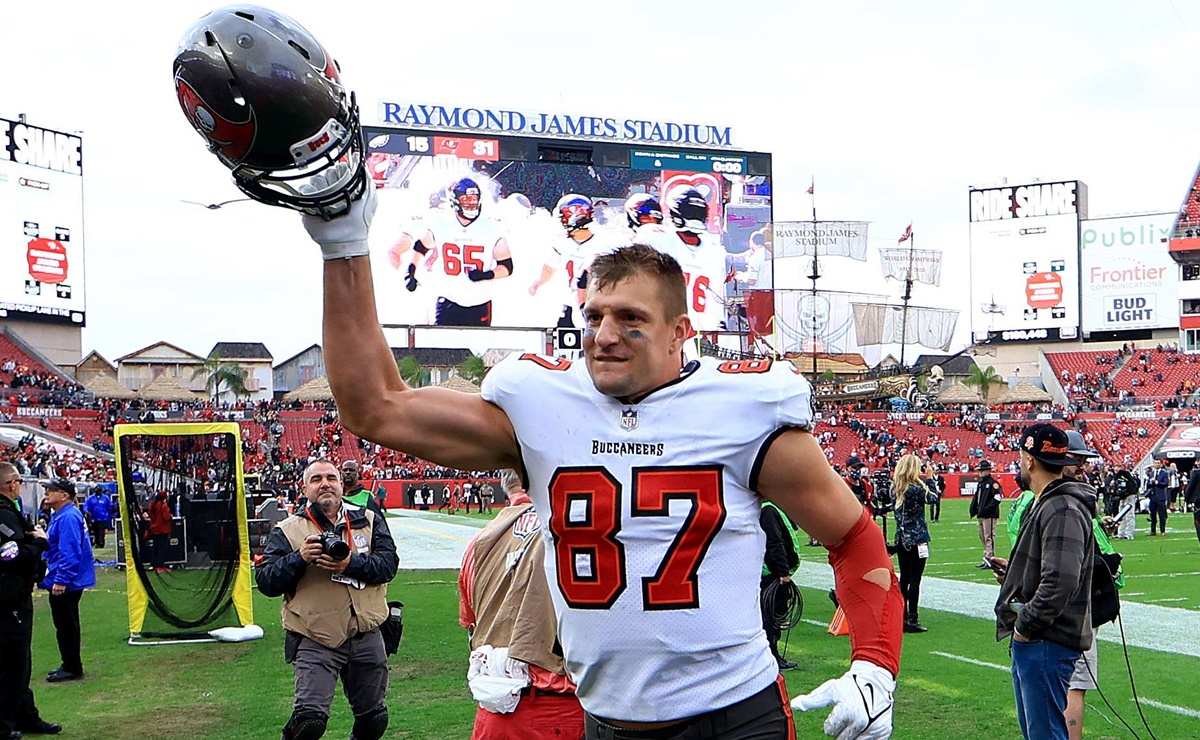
[1117, 495, 1138, 539]
[294, 629, 388, 720]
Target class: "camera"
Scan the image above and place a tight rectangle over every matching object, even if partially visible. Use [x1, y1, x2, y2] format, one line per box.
[317, 532, 351, 561]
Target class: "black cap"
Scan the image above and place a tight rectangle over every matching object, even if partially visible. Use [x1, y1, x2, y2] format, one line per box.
[1019, 424, 1073, 466]
[978, 460, 993, 471]
[846, 456, 864, 469]
[1064, 430, 1100, 460]
[43, 479, 76, 498]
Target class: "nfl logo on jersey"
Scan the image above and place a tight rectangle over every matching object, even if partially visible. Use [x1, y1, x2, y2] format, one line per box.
[620, 409, 639, 431]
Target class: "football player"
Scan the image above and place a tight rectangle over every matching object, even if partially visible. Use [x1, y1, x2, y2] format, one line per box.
[623, 193, 663, 237]
[306, 188, 903, 740]
[391, 177, 512, 326]
[529, 194, 619, 328]
[634, 188, 729, 331]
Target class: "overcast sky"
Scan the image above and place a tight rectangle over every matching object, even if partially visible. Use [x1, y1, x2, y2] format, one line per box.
[3, 1, 1200, 363]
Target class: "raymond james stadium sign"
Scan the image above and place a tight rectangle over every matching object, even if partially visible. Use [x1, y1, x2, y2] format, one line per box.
[378, 102, 734, 147]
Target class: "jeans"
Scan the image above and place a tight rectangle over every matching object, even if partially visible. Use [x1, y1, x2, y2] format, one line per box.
[1011, 638, 1080, 740]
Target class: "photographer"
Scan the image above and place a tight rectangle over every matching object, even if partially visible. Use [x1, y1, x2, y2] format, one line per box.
[257, 460, 399, 740]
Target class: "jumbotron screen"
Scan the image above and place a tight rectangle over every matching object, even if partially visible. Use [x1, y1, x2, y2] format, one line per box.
[0, 117, 85, 326]
[361, 126, 772, 332]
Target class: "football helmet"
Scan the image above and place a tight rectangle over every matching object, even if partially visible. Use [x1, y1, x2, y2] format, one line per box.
[556, 194, 594, 232]
[449, 178, 483, 222]
[624, 193, 663, 230]
[172, 6, 367, 218]
[668, 188, 709, 232]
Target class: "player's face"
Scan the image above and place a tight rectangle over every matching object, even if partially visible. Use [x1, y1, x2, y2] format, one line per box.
[583, 274, 688, 398]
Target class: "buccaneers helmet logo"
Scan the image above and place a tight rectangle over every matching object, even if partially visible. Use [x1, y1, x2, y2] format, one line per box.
[175, 78, 255, 164]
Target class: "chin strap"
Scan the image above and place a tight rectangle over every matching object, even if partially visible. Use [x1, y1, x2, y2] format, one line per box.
[826, 507, 904, 677]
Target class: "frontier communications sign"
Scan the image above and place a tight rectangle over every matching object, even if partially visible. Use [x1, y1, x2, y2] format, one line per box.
[1080, 213, 1177, 334]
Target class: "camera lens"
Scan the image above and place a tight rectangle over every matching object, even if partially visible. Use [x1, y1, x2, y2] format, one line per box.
[322, 534, 351, 560]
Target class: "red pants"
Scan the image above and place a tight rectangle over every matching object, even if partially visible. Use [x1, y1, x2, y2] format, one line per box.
[471, 691, 584, 740]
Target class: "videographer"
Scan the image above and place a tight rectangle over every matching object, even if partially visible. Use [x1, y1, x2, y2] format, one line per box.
[256, 460, 399, 740]
[842, 457, 873, 508]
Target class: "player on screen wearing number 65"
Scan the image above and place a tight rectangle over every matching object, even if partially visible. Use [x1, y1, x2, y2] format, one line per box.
[306, 185, 903, 739]
[390, 177, 513, 326]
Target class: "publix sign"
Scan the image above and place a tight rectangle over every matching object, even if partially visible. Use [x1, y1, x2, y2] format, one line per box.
[1080, 213, 1177, 334]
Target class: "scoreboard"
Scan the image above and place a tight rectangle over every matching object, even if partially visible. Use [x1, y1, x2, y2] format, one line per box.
[360, 124, 772, 331]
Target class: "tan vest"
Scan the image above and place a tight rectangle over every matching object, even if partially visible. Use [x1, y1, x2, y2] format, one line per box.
[278, 508, 389, 649]
[468, 503, 564, 675]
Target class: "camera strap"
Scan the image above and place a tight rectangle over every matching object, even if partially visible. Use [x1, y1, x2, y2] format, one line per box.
[304, 506, 351, 546]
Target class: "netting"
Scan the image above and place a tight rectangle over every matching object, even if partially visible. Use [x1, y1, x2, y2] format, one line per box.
[116, 427, 245, 635]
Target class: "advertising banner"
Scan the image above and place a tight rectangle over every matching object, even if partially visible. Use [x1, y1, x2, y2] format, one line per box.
[968, 180, 1086, 343]
[771, 221, 869, 260]
[0, 117, 85, 326]
[1080, 213, 1177, 333]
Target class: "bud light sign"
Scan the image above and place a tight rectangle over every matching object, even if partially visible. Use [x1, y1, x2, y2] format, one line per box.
[1080, 213, 1177, 334]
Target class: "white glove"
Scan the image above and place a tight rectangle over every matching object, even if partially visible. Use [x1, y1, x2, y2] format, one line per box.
[791, 660, 895, 740]
[300, 167, 377, 260]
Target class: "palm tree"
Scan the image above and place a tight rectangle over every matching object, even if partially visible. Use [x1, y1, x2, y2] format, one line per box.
[458, 354, 487, 384]
[191, 351, 250, 404]
[963, 364, 1003, 401]
[397, 356, 429, 388]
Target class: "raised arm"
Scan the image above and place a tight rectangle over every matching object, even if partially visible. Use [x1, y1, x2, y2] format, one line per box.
[306, 186, 521, 472]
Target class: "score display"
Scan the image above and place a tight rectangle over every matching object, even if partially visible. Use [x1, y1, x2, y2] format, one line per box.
[371, 132, 501, 162]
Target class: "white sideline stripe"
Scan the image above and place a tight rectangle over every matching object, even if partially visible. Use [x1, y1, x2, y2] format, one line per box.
[793, 562, 1200, 659]
[931, 651, 1008, 673]
[1129, 571, 1200, 578]
[1145, 597, 1188, 603]
[1141, 698, 1200, 719]
[800, 619, 827, 628]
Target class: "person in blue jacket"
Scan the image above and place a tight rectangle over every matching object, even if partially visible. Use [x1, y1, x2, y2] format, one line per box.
[82, 488, 113, 549]
[40, 479, 95, 683]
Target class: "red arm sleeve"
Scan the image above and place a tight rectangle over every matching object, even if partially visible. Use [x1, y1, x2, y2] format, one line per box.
[827, 507, 904, 677]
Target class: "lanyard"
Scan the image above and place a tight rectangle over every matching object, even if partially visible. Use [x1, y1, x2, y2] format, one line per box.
[305, 505, 351, 545]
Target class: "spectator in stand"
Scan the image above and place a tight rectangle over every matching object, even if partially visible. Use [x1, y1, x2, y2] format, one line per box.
[40, 478, 95, 683]
[971, 461, 1003, 568]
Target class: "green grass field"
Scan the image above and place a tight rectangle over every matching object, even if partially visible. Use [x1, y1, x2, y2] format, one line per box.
[25, 499, 1200, 739]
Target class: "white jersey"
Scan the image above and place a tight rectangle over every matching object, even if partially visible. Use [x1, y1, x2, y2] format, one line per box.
[551, 231, 622, 289]
[481, 354, 814, 721]
[423, 213, 507, 306]
[634, 225, 728, 331]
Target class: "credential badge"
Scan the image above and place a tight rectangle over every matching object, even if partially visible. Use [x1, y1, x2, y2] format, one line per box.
[620, 409, 638, 431]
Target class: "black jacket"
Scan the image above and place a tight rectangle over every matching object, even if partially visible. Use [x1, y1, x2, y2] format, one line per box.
[761, 505, 799, 578]
[0, 496, 48, 635]
[971, 474, 1003, 519]
[255, 501, 398, 598]
[1185, 468, 1200, 507]
[995, 478, 1097, 651]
